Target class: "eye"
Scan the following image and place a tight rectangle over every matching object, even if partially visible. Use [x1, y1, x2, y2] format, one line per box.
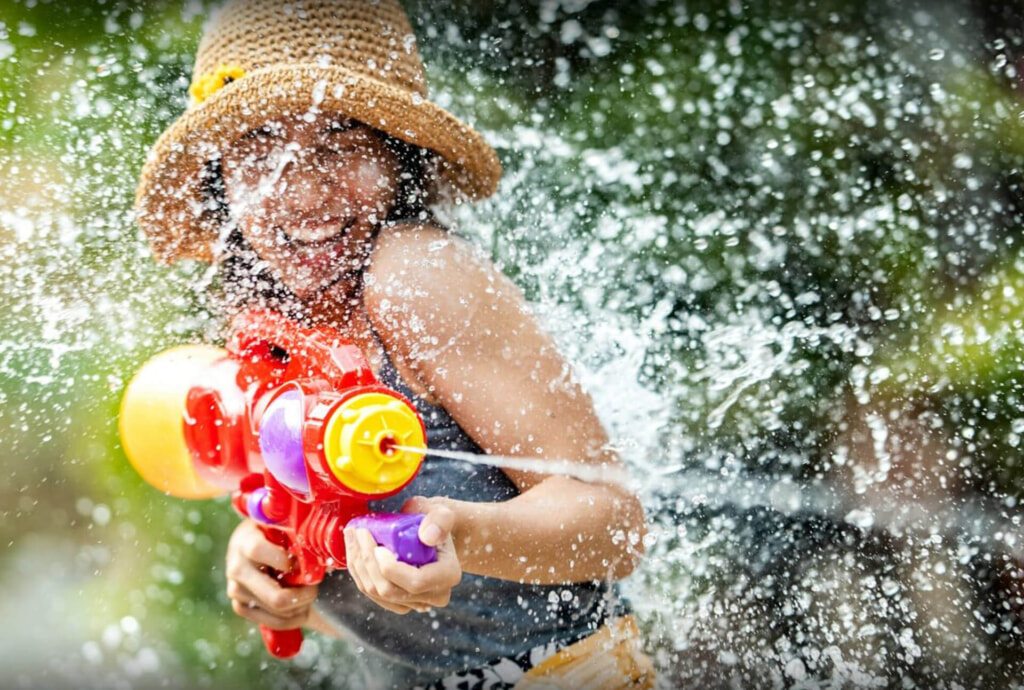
[239, 124, 280, 145]
[233, 124, 282, 152]
[317, 140, 350, 156]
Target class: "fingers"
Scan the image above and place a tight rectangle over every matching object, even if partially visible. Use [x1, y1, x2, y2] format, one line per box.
[417, 505, 455, 547]
[228, 577, 318, 615]
[225, 520, 318, 629]
[374, 546, 460, 602]
[343, 498, 464, 615]
[400, 497, 455, 548]
[344, 524, 461, 613]
[233, 521, 293, 572]
[230, 598, 311, 631]
[344, 526, 414, 615]
[226, 576, 319, 630]
[227, 539, 315, 612]
[355, 529, 400, 599]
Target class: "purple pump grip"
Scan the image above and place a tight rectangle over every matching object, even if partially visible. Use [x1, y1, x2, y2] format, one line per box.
[347, 513, 437, 566]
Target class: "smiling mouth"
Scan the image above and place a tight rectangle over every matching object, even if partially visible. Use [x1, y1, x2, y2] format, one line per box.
[284, 218, 357, 250]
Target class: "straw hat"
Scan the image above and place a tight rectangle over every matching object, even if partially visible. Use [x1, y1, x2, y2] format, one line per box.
[135, 0, 502, 263]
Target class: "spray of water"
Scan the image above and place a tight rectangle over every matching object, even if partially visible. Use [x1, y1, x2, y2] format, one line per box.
[4, 1, 1024, 687]
[391, 444, 635, 487]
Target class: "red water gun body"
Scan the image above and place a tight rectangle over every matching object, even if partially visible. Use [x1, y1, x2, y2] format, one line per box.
[120, 309, 432, 658]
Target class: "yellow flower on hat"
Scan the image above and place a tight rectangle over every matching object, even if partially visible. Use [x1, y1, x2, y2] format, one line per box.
[189, 64, 247, 105]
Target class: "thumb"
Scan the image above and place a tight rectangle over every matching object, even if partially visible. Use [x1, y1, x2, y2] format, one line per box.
[417, 505, 456, 548]
[400, 496, 456, 546]
[400, 495, 436, 515]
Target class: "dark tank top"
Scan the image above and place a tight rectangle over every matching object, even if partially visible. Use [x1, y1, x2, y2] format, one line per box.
[315, 349, 623, 687]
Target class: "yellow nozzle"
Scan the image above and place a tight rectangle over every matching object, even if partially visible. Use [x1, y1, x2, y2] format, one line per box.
[118, 345, 228, 499]
[323, 392, 426, 496]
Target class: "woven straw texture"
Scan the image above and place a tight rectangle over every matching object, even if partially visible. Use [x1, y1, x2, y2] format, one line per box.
[135, 0, 502, 263]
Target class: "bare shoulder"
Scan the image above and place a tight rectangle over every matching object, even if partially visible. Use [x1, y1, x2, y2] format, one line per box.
[364, 222, 536, 373]
[365, 223, 510, 320]
[365, 223, 605, 489]
[369, 221, 459, 261]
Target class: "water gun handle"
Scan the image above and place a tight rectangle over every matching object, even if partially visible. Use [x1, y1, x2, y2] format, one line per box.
[261, 626, 304, 659]
[254, 528, 316, 659]
[346, 513, 438, 566]
[254, 515, 434, 659]
[258, 558, 310, 659]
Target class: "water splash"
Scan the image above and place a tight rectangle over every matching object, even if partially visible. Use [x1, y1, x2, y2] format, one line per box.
[4, 0, 1024, 687]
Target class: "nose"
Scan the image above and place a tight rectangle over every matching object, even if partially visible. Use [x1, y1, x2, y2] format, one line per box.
[264, 148, 337, 211]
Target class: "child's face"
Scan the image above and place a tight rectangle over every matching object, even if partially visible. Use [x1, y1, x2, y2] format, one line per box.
[220, 112, 402, 299]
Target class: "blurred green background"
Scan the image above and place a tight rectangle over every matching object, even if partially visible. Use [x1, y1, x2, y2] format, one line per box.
[3, 0, 1024, 687]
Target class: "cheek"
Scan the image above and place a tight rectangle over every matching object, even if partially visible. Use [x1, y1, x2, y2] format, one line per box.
[224, 177, 275, 242]
[224, 174, 256, 227]
[228, 204, 280, 260]
[349, 158, 399, 207]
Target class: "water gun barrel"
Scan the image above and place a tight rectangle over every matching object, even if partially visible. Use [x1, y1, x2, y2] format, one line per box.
[258, 385, 428, 500]
[319, 389, 428, 496]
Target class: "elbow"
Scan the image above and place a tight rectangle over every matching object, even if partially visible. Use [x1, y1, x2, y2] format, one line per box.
[610, 492, 648, 580]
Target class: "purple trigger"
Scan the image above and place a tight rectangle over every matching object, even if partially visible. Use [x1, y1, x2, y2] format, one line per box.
[347, 513, 438, 566]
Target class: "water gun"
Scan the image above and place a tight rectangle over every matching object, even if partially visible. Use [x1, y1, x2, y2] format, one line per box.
[117, 309, 433, 659]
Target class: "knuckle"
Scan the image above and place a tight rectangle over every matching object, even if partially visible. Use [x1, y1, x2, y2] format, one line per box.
[405, 574, 425, 594]
[269, 590, 292, 611]
[269, 546, 289, 567]
[237, 529, 256, 549]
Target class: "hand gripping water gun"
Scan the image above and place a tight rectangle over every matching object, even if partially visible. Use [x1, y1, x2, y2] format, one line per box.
[118, 309, 433, 659]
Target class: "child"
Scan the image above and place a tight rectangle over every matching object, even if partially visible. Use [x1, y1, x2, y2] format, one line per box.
[134, 1, 651, 687]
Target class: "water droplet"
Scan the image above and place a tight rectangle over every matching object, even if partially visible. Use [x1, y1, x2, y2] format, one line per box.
[310, 79, 328, 107]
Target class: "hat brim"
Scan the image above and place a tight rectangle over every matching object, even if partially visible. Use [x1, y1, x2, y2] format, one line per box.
[135, 64, 502, 263]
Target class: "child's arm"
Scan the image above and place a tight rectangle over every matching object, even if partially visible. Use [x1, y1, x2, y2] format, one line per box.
[358, 226, 646, 589]
[406, 476, 642, 584]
